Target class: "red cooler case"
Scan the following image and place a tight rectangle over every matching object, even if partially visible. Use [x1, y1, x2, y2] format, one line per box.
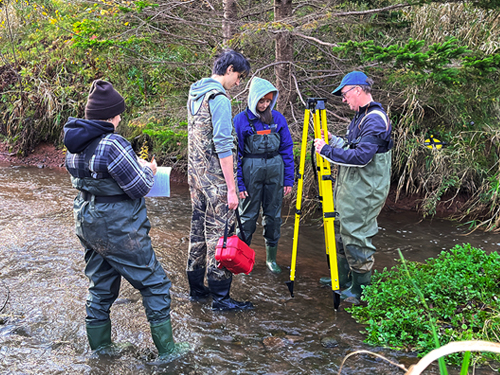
[215, 235, 255, 275]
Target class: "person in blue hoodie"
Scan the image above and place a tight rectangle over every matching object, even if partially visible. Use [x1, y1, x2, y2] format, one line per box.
[186, 49, 254, 311]
[314, 71, 392, 305]
[233, 77, 294, 274]
[63, 80, 188, 360]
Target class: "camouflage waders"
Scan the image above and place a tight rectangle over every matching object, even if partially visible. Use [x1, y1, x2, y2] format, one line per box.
[187, 89, 237, 281]
[187, 185, 235, 280]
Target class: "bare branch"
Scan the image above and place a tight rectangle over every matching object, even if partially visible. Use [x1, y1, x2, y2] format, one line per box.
[326, 109, 350, 123]
[289, 100, 299, 125]
[293, 32, 338, 47]
[205, 0, 215, 11]
[291, 72, 306, 108]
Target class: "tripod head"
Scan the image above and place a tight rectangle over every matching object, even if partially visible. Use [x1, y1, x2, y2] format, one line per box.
[307, 98, 328, 111]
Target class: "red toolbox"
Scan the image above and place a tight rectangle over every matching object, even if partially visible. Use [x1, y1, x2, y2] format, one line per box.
[215, 210, 255, 275]
[215, 235, 255, 275]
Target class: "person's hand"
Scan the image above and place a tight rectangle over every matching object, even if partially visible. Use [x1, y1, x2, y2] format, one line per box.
[284, 186, 292, 196]
[314, 138, 327, 154]
[137, 157, 157, 175]
[227, 190, 239, 210]
[149, 158, 158, 175]
[239, 190, 248, 199]
[320, 129, 333, 141]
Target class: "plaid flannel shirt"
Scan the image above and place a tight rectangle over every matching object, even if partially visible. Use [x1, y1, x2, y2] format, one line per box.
[89, 133, 154, 199]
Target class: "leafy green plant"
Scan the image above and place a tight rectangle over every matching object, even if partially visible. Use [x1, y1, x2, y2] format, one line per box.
[398, 249, 448, 374]
[348, 244, 500, 366]
[142, 125, 187, 153]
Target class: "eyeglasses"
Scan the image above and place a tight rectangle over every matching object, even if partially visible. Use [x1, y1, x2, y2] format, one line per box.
[341, 86, 357, 99]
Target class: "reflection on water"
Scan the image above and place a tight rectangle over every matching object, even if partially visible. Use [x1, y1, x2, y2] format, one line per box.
[0, 164, 498, 374]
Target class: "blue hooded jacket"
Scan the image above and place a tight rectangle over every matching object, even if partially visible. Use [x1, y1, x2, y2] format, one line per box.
[63, 117, 115, 154]
[233, 77, 294, 192]
[319, 101, 391, 166]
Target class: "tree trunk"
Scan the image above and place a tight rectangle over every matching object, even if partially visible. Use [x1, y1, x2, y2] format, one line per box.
[223, 0, 237, 46]
[274, 0, 295, 115]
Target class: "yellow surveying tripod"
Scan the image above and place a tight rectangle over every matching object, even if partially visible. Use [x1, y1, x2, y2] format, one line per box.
[285, 98, 341, 310]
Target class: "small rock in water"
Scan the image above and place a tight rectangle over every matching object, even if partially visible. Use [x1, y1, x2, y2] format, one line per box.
[320, 337, 338, 348]
[263, 336, 286, 350]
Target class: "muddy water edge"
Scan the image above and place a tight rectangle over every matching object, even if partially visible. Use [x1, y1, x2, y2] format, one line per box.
[0, 163, 499, 375]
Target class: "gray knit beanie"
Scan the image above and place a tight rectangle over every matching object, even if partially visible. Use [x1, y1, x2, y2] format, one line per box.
[85, 80, 125, 120]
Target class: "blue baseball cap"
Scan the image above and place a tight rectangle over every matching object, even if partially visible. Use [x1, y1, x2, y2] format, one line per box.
[332, 71, 371, 96]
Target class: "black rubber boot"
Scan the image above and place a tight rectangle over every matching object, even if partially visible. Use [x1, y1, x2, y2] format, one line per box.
[266, 245, 281, 274]
[340, 271, 371, 305]
[150, 319, 190, 362]
[208, 276, 254, 311]
[319, 256, 352, 288]
[187, 268, 210, 302]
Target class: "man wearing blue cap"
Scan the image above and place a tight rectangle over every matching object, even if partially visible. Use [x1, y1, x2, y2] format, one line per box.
[314, 71, 392, 305]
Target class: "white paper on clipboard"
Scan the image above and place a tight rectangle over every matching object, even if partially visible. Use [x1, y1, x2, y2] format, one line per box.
[146, 167, 171, 197]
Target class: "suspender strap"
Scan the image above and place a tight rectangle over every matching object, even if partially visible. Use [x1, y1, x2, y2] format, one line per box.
[244, 109, 276, 134]
[351, 135, 393, 149]
[349, 110, 393, 151]
[208, 91, 226, 101]
[68, 135, 109, 179]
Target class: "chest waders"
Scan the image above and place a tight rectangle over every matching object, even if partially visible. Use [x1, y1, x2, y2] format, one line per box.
[67, 136, 189, 359]
[186, 91, 253, 311]
[239, 113, 284, 273]
[335, 111, 392, 305]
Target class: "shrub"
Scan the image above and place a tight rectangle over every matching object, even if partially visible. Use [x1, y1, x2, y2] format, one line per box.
[348, 243, 500, 366]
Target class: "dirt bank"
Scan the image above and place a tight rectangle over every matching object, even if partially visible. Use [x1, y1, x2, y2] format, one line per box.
[0, 141, 464, 218]
[0, 141, 188, 183]
[0, 141, 66, 169]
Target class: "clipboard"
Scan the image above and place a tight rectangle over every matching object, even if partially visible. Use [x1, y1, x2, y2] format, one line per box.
[145, 167, 171, 197]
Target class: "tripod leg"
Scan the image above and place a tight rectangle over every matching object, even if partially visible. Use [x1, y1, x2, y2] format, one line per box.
[315, 106, 341, 310]
[286, 109, 311, 298]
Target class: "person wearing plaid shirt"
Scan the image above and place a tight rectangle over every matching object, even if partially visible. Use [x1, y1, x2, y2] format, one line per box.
[64, 80, 188, 361]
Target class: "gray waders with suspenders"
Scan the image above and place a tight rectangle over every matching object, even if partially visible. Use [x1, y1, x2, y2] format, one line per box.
[239, 111, 284, 273]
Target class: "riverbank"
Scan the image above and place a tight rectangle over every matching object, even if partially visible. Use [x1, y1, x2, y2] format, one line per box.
[0, 141, 66, 169]
[0, 141, 465, 218]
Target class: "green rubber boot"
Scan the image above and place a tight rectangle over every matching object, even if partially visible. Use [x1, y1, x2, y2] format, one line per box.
[86, 320, 112, 351]
[150, 319, 190, 362]
[265, 245, 281, 274]
[86, 320, 134, 355]
[340, 271, 371, 305]
[319, 256, 352, 288]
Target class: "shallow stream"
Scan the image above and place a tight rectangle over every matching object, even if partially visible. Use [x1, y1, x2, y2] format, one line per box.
[0, 163, 499, 374]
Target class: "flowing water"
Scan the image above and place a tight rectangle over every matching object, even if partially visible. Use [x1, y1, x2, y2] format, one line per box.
[0, 163, 499, 375]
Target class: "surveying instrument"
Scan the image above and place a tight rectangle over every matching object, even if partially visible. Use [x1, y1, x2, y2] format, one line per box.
[285, 98, 341, 310]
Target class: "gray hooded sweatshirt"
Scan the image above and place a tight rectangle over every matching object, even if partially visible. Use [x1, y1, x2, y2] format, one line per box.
[188, 77, 234, 158]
